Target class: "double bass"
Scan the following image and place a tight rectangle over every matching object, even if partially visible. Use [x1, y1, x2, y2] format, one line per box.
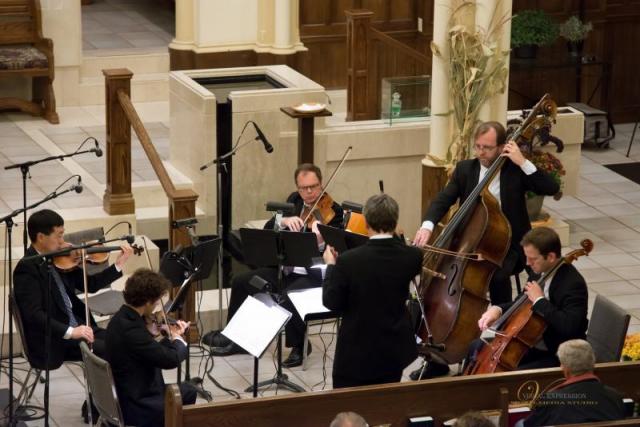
[465, 239, 593, 374]
[415, 94, 558, 364]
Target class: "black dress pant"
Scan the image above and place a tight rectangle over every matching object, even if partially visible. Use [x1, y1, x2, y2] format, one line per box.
[121, 381, 197, 427]
[62, 327, 106, 361]
[489, 246, 523, 305]
[227, 267, 321, 348]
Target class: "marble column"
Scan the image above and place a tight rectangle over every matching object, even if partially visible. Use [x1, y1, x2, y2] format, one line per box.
[172, 0, 194, 48]
[274, 0, 292, 49]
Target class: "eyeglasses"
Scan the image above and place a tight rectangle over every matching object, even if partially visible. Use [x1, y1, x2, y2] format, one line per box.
[297, 183, 321, 192]
[473, 144, 498, 152]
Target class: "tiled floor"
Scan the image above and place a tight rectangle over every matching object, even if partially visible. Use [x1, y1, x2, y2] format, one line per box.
[1, 105, 640, 425]
[82, 0, 174, 55]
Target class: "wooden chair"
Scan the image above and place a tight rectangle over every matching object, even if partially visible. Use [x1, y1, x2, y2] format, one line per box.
[0, 0, 59, 124]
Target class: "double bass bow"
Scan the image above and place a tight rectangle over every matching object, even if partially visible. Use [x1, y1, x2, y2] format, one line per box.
[415, 94, 559, 364]
[465, 239, 593, 375]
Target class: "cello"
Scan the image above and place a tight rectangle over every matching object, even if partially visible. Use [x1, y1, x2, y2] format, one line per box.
[465, 239, 593, 374]
[415, 94, 558, 364]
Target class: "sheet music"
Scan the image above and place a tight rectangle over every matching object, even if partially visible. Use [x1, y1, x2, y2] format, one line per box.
[287, 286, 330, 320]
[222, 295, 291, 358]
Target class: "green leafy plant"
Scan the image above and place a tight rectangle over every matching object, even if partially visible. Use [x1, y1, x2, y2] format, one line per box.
[559, 16, 593, 42]
[511, 10, 558, 47]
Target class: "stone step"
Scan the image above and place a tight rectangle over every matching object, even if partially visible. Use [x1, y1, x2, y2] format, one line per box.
[78, 72, 169, 106]
[81, 52, 169, 79]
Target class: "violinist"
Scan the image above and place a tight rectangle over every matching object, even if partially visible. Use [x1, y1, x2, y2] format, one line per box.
[210, 163, 343, 368]
[106, 269, 196, 427]
[472, 227, 588, 370]
[13, 209, 133, 367]
[13, 209, 133, 422]
[322, 194, 422, 388]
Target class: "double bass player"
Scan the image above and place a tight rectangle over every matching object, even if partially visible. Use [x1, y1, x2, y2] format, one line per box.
[412, 121, 560, 379]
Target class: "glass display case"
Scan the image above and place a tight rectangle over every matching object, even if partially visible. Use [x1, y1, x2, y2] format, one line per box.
[381, 75, 431, 124]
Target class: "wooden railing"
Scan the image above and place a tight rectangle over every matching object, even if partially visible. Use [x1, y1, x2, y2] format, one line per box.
[345, 9, 430, 121]
[165, 361, 640, 427]
[103, 68, 199, 338]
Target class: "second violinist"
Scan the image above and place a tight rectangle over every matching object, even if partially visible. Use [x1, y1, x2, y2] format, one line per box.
[209, 163, 344, 367]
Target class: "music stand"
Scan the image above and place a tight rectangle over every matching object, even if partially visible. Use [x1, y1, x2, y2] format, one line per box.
[318, 224, 368, 254]
[238, 228, 320, 393]
[159, 236, 221, 384]
[221, 294, 291, 397]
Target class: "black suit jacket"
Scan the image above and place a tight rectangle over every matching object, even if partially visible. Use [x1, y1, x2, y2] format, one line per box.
[13, 246, 122, 369]
[323, 238, 422, 381]
[524, 378, 625, 426]
[106, 305, 188, 427]
[500, 263, 588, 355]
[264, 192, 344, 230]
[424, 159, 559, 250]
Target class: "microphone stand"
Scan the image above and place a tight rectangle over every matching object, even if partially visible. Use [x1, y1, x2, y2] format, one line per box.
[200, 124, 266, 331]
[4, 145, 99, 254]
[1, 184, 84, 427]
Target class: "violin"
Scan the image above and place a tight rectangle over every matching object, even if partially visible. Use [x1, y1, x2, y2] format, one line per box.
[53, 242, 144, 272]
[144, 310, 187, 338]
[301, 192, 336, 229]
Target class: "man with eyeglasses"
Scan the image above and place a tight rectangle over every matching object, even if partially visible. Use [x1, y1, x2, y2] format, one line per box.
[410, 121, 559, 379]
[210, 164, 343, 368]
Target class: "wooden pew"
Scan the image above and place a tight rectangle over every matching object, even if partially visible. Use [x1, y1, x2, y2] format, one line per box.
[165, 361, 640, 427]
[0, 0, 59, 124]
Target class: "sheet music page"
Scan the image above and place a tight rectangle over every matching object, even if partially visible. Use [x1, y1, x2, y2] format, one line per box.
[222, 295, 291, 358]
[287, 286, 330, 320]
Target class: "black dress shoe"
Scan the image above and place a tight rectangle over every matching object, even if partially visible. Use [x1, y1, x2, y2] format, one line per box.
[409, 361, 450, 380]
[202, 330, 231, 347]
[210, 342, 246, 357]
[282, 344, 312, 368]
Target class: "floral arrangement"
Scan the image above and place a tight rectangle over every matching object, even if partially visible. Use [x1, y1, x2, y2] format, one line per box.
[527, 150, 565, 200]
[622, 333, 640, 361]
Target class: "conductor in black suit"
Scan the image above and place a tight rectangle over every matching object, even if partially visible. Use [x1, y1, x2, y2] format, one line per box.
[475, 226, 589, 370]
[323, 193, 422, 388]
[13, 209, 133, 369]
[106, 269, 196, 427]
[211, 163, 343, 368]
[413, 121, 560, 305]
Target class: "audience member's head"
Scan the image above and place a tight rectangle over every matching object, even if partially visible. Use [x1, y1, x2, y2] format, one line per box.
[329, 411, 368, 427]
[557, 339, 596, 378]
[454, 411, 495, 427]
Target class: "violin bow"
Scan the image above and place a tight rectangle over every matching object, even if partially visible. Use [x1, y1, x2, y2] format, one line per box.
[301, 145, 353, 226]
[80, 247, 94, 425]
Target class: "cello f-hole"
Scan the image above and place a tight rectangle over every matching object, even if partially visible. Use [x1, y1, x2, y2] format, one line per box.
[446, 264, 459, 296]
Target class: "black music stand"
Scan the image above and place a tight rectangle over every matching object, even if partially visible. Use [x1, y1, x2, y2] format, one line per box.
[159, 236, 221, 386]
[238, 228, 320, 393]
[317, 224, 368, 254]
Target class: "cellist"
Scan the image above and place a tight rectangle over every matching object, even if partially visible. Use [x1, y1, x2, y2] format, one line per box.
[471, 227, 589, 370]
[412, 121, 560, 379]
[209, 163, 344, 368]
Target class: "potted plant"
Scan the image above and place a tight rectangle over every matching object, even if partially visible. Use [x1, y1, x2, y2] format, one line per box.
[511, 9, 558, 59]
[559, 16, 593, 57]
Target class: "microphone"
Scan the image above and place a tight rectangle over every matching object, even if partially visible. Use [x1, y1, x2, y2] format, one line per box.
[71, 176, 83, 194]
[266, 201, 295, 214]
[93, 138, 103, 157]
[379, 180, 384, 193]
[172, 217, 198, 229]
[252, 121, 274, 153]
[119, 235, 136, 244]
